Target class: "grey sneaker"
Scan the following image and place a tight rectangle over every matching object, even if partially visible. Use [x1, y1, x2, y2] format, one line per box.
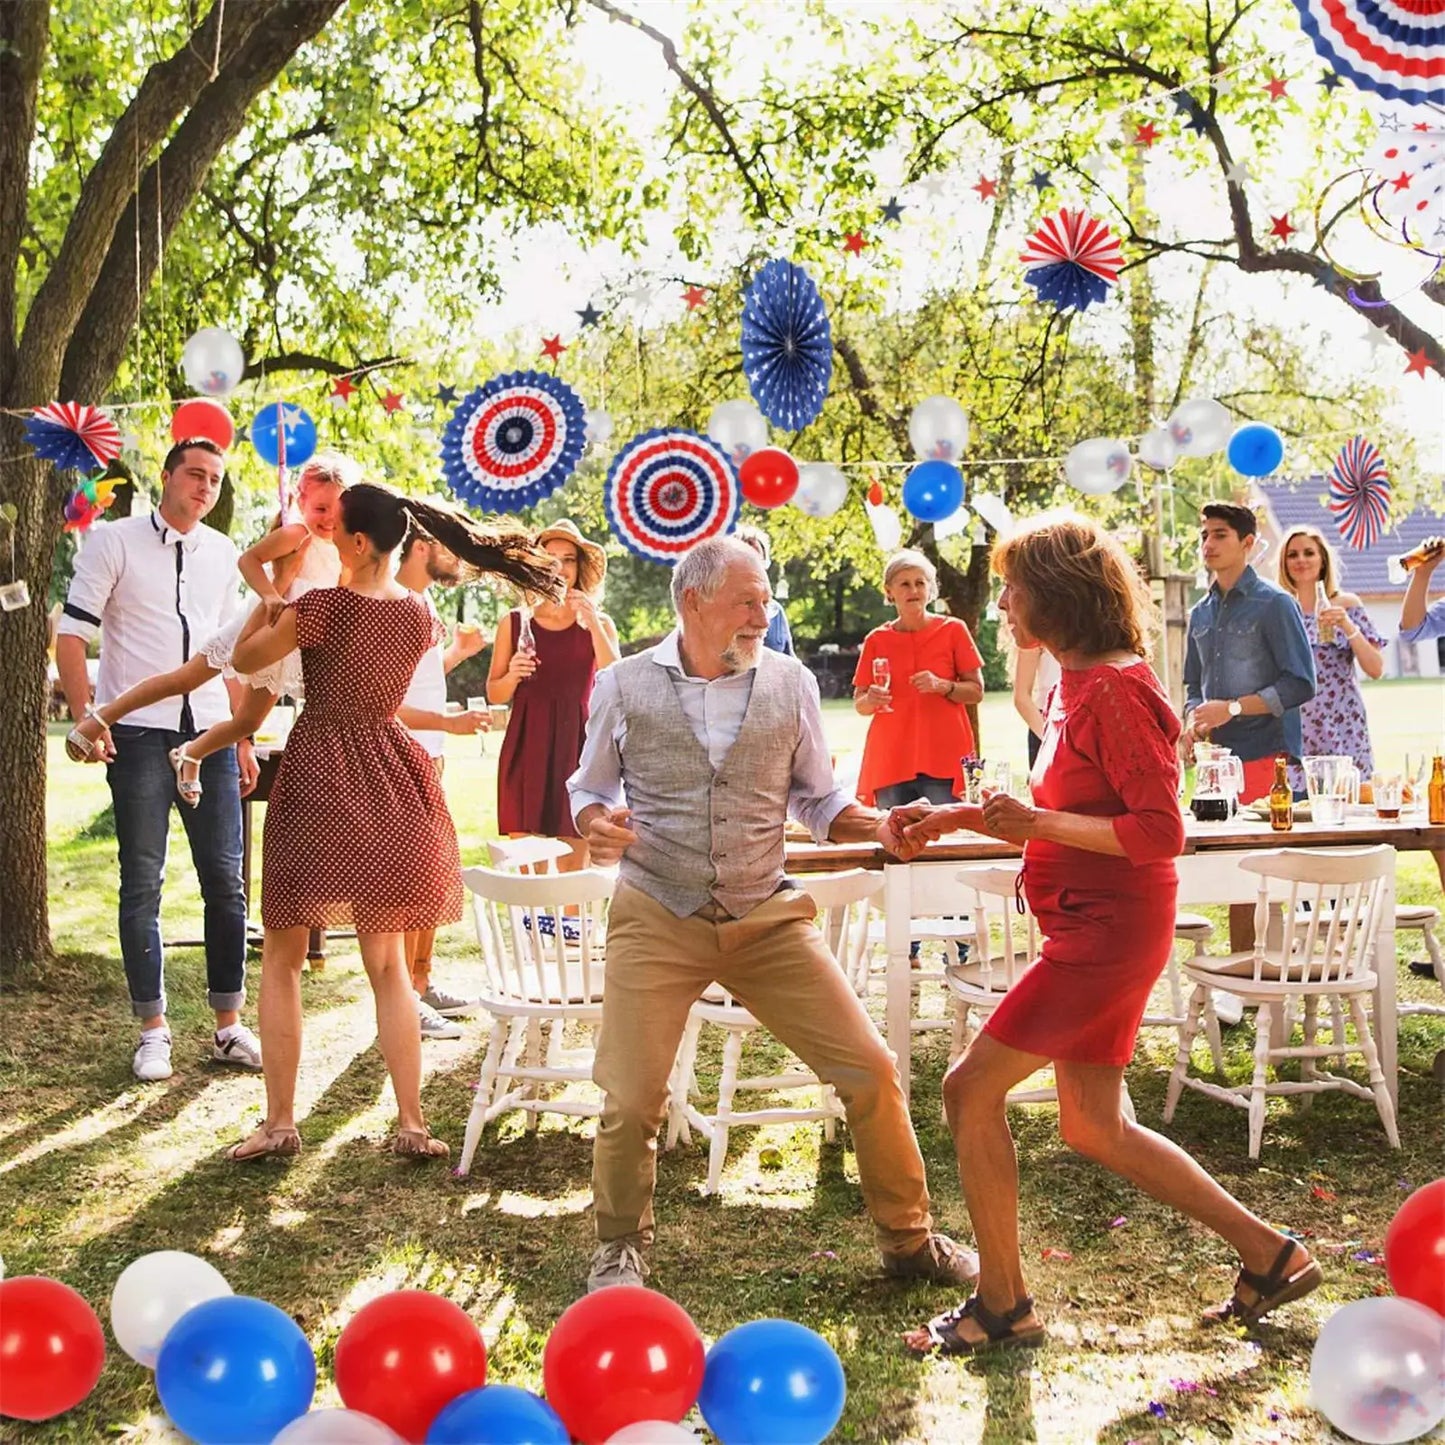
[212, 1024, 263, 1070]
[881, 1232, 980, 1286]
[420, 983, 474, 1017]
[416, 995, 463, 1040]
[586, 1238, 650, 1292]
[133, 1029, 174, 1082]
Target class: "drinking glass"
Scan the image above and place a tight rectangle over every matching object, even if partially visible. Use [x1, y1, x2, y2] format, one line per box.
[871, 657, 892, 712]
[489, 702, 511, 732]
[1404, 754, 1427, 815]
[467, 696, 489, 755]
[1372, 773, 1403, 822]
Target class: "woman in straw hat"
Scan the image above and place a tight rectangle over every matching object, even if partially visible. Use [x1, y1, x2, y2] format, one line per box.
[489, 519, 620, 869]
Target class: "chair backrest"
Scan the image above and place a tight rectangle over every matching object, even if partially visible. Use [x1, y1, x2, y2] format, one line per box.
[1242, 845, 1392, 987]
[954, 864, 1039, 991]
[487, 835, 574, 876]
[800, 869, 886, 993]
[461, 865, 612, 1006]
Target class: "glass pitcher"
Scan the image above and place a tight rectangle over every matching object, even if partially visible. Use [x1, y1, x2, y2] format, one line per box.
[1191, 744, 1245, 822]
[1302, 755, 1358, 826]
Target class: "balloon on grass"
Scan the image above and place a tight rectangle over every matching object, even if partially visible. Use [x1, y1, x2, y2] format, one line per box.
[275, 1409, 404, 1444]
[0, 1276, 105, 1422]
[110, 1250, 232, 1368]
[1226, 422, 1284, 478]
[425, 1385, 568, 1445]
[170, 398, 235, 450]
[698, 1319, 846, 1445]
[902, 459, 963, 522]
[1385, 1178, 1445, 1316]
[607, 1424, 700, 1444]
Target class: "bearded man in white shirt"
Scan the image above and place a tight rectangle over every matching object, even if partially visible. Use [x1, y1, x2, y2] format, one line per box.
[56, 439, 262, 1083]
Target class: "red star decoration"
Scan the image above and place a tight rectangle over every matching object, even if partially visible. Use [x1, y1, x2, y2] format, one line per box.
[329, 377, 356, 403]
[971, 177, 998, 201]
[1269, 213, 1296, 241]
[381, 389, 405, 414]
[1389, 171, 1414, 191]
[1133, 121, 1161, 148]
[1404, 348, 1435, 377]
[842, 231, 867, 254]
[681, 285, 707, 310]
[1413, 121, 1431, 132]
[540, 335, 567, 361]
[1263, 76, 1289, 101]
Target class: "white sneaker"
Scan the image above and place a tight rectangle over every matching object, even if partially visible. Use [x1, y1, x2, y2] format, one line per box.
[419, 983, 474, 1017]
[133, 1029, 174, 1082]
[416, 995, 463, 1040]
[213, 1023, 263, 1069]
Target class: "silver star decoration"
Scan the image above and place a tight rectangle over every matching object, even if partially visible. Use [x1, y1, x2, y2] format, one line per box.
[1361, 323, 1394, 353]
[1377, 112, 1403, 132]
[625, 282, 657, 306]
[1080, 152, 1110, 180]
[1213, 76, 1237, 96]
[121, 429, 142, 453]
[920, 172, 950, 197]
[1225, 159, 1253, 185]
[279, 403, 305, 435]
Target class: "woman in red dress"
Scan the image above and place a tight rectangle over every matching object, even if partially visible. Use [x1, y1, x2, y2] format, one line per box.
[227, 483, 554, 1162]
[899, 516, 1320, 1354]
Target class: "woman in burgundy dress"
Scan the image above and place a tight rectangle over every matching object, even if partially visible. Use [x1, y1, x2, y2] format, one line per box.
[227, 483, 554, 1162]
[488, 519, 619, 869]
[898, 516, 1320, 1354]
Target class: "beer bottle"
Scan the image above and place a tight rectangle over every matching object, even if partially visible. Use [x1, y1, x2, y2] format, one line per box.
[1429, 756, 1445, 827]
[1269, 756, 1293, 832]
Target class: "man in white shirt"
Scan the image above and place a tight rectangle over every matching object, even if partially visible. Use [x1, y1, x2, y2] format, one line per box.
[56, 439, 262, 1083]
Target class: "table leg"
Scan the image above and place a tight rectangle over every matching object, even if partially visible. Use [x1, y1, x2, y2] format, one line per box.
[1373, 865, 1398, 1110]
[883, 863, 914, 1108]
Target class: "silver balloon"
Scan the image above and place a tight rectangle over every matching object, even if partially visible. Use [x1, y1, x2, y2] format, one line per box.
[794, 461, 849, 518]
[606, 1424, 701, 1444]
[908, 395, 970, 461]
[110, 1250, 232, 1369]
[273, 1409, 405, 1444]
[1310, 1297, 1444, 1445]
[706, 400, 770, 467]
[1167, 398, 1232, 458]
[1063, 437, 1133, 495]
[584, 408, 614, 446]
[181, 328, 246, 398]
[1136, 426, 1179, 471]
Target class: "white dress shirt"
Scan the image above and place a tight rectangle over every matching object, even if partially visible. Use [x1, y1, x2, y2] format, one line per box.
[568, 628, 854, 841]
[57, 512, 244, 730]
[402, 592, 447, 758]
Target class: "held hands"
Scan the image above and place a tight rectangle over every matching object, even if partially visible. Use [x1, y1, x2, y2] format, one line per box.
[446, 710, 491, 735]
[585, 806, 638, 866]
[876, 802, 933, 860]
[910, 670, 951, 696]
[979, 791, 1041, 843]
[261, 595, 288, 627]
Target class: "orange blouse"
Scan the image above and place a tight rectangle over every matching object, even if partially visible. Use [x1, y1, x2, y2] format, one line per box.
[853, 615, 983, 804]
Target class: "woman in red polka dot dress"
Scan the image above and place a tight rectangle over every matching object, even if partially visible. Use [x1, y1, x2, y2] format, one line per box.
[227, 482, 555, 1162]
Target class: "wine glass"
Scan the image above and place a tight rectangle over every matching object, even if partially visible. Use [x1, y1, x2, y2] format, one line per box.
[871, 657, 892, 712]
[466, 696, 489, 756]
[1404, 753, 1427, 815]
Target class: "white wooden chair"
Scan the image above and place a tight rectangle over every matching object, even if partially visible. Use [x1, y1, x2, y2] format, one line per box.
[487, 835, 574, 875]
[455, 866, 612, 1177]
[1164, 846, 1399, 1158]
[665, 870, 886, 1195]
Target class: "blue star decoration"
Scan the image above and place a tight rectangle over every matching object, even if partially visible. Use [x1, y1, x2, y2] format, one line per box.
[1173, 91, 1209, 134]
[880, 196, 905, 224]
[1319, 70, 1342, 92]
[1170, 91, 1195, 114]
[435, 383, 458, 405]
[1028, 170, 1053, 193]
[236, 424, 250, 444]
[576, 301, 602, 327]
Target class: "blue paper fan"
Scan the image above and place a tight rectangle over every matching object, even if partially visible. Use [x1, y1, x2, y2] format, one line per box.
[25, 401, 122, 475]
[439, 370, 586, 513]
[604, 428, 739, 565]
[740, 259, 832, 432]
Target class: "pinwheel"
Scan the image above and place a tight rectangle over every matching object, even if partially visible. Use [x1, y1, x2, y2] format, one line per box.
[440, 371, 586, 514]
[1328, 435, 1392, 549]
[604, 428, 739, 564]
[1289, 0, 1445, 105]
[24, 402, 122, 474]
[740, 259, 832, 431]
[1019, 208, 1123, 312]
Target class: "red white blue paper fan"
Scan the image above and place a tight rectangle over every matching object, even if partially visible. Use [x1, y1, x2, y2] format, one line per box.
[25, 401, 122, 474]
[1019, 208, 1123, 312]
[1329, 435, 1392, 549]
[1289, 0, 1445, 106]
[440, 370, 586, 514]
[604, 428, 740, 565]
[740, 258, 832, 431]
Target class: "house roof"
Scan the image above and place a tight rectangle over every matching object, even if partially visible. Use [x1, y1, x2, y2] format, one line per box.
[1255, 477, 1444, 596]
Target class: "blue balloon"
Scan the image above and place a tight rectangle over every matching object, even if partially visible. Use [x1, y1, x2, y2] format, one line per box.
[250, 402, 318, 469]
[1226, 422, 1284, 478]
[901, 459, 963, 524]
[698, 1319, 845, 1445]
[156, 1295, 316, 1445]
[426, 1385, 568, 1445]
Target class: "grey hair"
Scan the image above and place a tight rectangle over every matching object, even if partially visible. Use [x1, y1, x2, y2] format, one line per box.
[883, 548, 938, 600]
[671, 535, 763, 613]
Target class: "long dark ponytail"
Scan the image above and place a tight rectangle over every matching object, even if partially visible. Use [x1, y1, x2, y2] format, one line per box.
[340, 483, 560, 599]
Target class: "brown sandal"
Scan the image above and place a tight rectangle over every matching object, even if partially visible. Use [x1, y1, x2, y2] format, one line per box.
[226, 1126, 301, 1162]
[390, 1129, 449, 1159]
[1204, 1240, 1322, 1328]
[907, 1294, 1046, 1356]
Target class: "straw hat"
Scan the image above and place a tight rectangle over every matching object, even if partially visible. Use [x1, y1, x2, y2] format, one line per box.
[535, 518, 607, 595]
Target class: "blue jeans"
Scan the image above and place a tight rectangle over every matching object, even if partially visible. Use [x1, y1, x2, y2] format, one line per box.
[875, 774, 957, 809]
[106, 726, 247, 1020]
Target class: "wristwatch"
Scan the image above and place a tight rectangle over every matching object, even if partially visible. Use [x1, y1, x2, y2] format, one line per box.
[1227, 699, 1243, 718]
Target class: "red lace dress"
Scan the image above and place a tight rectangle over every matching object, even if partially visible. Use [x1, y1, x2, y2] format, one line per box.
[261, 588, 463, 933]
[983, 660, 1186, 1066]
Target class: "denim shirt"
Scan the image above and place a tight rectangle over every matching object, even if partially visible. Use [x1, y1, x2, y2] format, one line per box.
[764, 599, 795, 656]
[1183, 566, 1316, 761]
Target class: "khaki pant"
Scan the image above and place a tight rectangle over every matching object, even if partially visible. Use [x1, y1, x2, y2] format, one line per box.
[592, 882, 935, 1254]
[405, 756, 445, 991]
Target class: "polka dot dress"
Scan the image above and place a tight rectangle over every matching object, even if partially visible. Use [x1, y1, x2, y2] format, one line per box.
[261, 588, 464, 933]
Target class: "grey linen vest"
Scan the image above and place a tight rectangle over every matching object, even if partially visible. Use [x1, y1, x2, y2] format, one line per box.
[611, 646, 803, 918]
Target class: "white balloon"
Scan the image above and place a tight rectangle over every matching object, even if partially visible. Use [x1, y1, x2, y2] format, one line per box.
[606, 1423, 700, 1444]
[1136, 425, 1179, 471]
[794, 462, 849, 518]
[110, 1250, 232, 1369]
[273, 1409, 405, 1444]
[1063, 437, 1133, 495]
[584, 408, 614, 446]
[969, 492, 1014, 536]
[934, 504, 971, 540]
[707, 400, 770, 467]
[181, 327, 246, 399]
[908, 395, 969, 462]
[1310, 1297, 1445, 1445]
[866, 501, 902, 552]
[1166, 398, 1232, 458]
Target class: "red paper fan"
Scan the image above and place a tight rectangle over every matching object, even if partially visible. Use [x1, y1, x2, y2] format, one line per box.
[1019, 209, 1124, 312]
[24, 401, 122, 474]
[1328, 435, 1391, 549]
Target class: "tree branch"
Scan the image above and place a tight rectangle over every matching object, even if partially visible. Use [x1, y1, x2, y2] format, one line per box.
[242, 351, 403, 379]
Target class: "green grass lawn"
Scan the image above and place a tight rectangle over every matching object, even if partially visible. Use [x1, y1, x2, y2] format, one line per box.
[4, 684, 1443, 1443]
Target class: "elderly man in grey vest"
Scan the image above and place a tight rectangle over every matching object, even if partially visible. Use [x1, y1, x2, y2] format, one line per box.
[569, 535, 979, 1293]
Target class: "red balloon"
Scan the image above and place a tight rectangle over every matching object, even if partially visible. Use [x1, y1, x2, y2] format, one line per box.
[0, 1276, 105, 1421]
[334, 1290, 487, 1442]
[737, 447, 799, 509]
[1386, 1178, 1445, 1315]
[170, 397, 235, 450]
[542, 1288, 704, 1444]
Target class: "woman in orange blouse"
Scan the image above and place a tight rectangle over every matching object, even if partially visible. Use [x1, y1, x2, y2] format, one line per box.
[853, 549, 984, 807]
